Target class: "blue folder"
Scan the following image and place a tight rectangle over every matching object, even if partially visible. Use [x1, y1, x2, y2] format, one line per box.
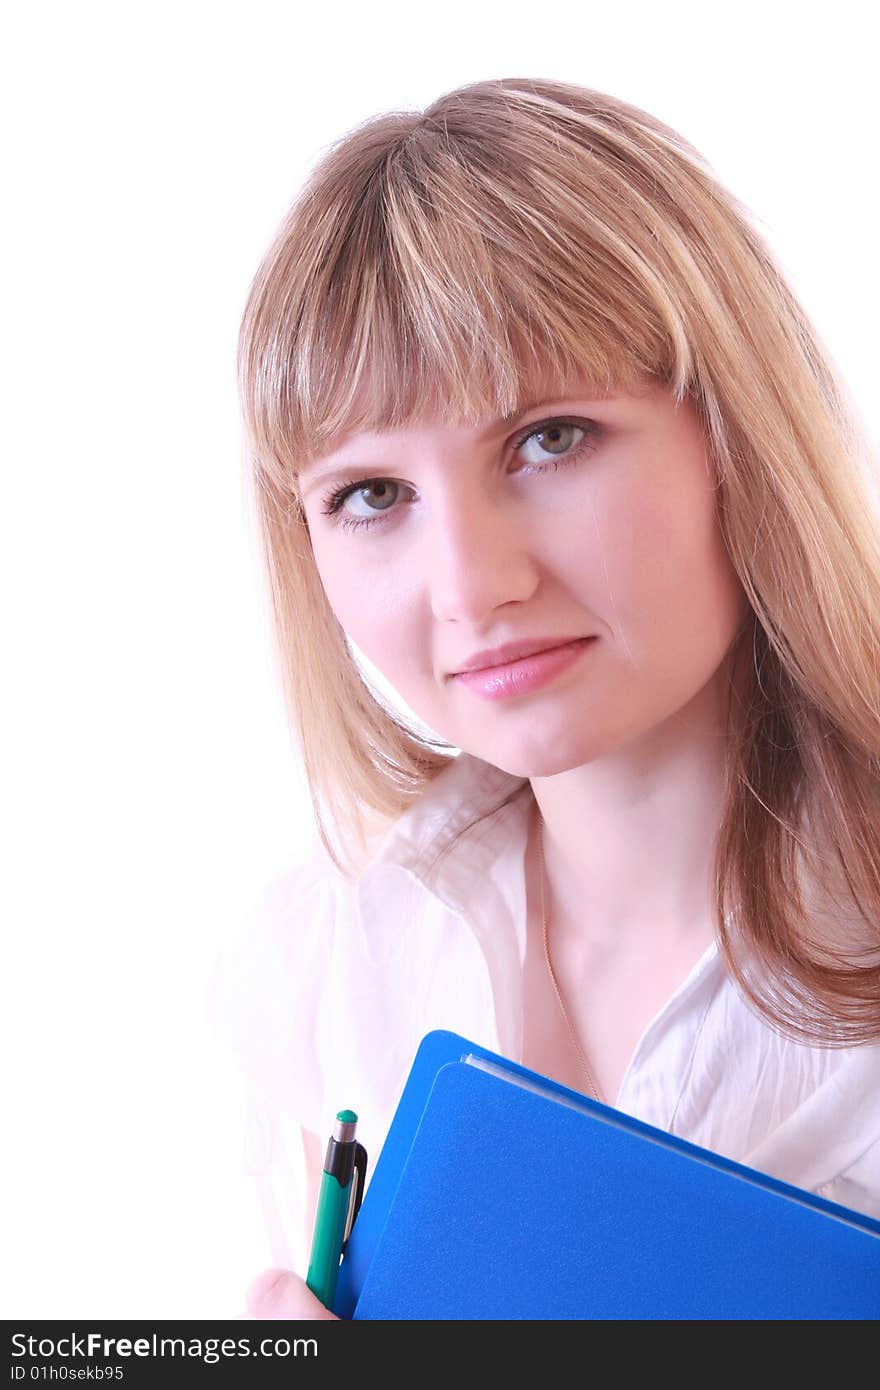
[334, 1029, 880, 1319]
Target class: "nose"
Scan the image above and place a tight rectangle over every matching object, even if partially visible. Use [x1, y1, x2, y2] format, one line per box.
[427, 487, 539, 624]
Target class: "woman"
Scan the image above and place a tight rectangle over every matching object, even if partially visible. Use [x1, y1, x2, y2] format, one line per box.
[211, 76, 880, 1319]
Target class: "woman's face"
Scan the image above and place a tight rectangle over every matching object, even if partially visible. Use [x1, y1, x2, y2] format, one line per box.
[298, 382, 752, 777]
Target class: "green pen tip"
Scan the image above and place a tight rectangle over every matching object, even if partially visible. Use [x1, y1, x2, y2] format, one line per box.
[337, 1108, 358, 1123]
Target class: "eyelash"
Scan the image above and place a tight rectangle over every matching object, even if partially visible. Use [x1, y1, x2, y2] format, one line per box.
[317, 417, 603, 535]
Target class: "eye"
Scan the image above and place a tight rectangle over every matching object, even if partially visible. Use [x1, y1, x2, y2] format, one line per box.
[317, 415, 602, 534]
[514, 419, 595, 468]
[319, 477, 404, 533]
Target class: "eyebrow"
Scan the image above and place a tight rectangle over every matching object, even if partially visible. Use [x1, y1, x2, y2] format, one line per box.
[298, 394, 618, 496]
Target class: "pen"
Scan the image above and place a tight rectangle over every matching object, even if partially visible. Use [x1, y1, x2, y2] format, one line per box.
[306, 1109, 368, 1310]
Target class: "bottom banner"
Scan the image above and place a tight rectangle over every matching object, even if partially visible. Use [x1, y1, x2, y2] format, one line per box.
[2, 1314, 797, 1375]
[4, 1321, 362, 1386]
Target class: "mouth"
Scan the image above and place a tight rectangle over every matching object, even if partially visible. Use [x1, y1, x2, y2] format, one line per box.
[450, 635, 596, 677]
[450, 636, 597, 701]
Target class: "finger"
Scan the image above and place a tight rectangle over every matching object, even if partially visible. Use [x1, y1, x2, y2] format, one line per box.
[245, 1268, 340, 1320]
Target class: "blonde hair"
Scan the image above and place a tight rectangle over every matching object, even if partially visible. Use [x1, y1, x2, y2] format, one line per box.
[237, 77, 880, 1045]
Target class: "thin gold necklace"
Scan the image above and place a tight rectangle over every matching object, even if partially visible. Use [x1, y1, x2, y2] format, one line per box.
[537, 811, 606, 1106]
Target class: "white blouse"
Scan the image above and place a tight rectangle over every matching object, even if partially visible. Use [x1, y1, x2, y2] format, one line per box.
[207, 750, 880, 1277]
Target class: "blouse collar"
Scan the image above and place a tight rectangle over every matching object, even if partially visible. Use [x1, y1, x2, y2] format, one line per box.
[357, 751, 532, 914]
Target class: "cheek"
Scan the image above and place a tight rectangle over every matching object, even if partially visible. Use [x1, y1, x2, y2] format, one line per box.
[664, 530, 744, 660]
[309, 533, 370, 639]
[312, 539, 416, 658]
[592, 484, 742, 640]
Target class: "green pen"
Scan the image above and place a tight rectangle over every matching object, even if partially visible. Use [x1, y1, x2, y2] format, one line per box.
[306, 1109, 368, 1310]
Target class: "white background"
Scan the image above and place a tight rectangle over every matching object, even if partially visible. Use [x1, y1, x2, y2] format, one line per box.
[3, 0, 878, 1318]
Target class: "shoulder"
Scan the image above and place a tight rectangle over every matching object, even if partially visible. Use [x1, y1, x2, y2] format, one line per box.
[206, 846, 358, 1136]
[811, 1041, 880, 1217]
[702, 997, 880, 1218]
[240, 850, 350, 965]
[206, 847, 367, 1177]
[207, 849, 352, 1049]
[818, 1129, 880, 1221]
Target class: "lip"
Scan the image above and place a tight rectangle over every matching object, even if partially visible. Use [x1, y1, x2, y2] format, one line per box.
[450, 635, 595, 675]
[451, 637, 596, 701]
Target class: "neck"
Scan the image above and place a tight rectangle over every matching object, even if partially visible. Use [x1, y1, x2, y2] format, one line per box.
[530, 673, 729, 965]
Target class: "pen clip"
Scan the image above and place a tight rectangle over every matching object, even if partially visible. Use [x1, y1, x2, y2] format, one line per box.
[341, 1141, 368, 1253]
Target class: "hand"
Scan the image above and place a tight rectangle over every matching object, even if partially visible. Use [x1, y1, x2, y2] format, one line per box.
[244, 1268, 341, 1320]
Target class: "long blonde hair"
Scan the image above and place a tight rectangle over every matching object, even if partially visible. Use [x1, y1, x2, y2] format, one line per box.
[237, 77, 880, 1045]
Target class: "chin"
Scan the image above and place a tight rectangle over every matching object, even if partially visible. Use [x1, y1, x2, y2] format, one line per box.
[472, 737, 607, 782]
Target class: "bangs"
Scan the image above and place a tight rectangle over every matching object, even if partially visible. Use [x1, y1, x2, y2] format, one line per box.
[240, 104, 696, 489]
